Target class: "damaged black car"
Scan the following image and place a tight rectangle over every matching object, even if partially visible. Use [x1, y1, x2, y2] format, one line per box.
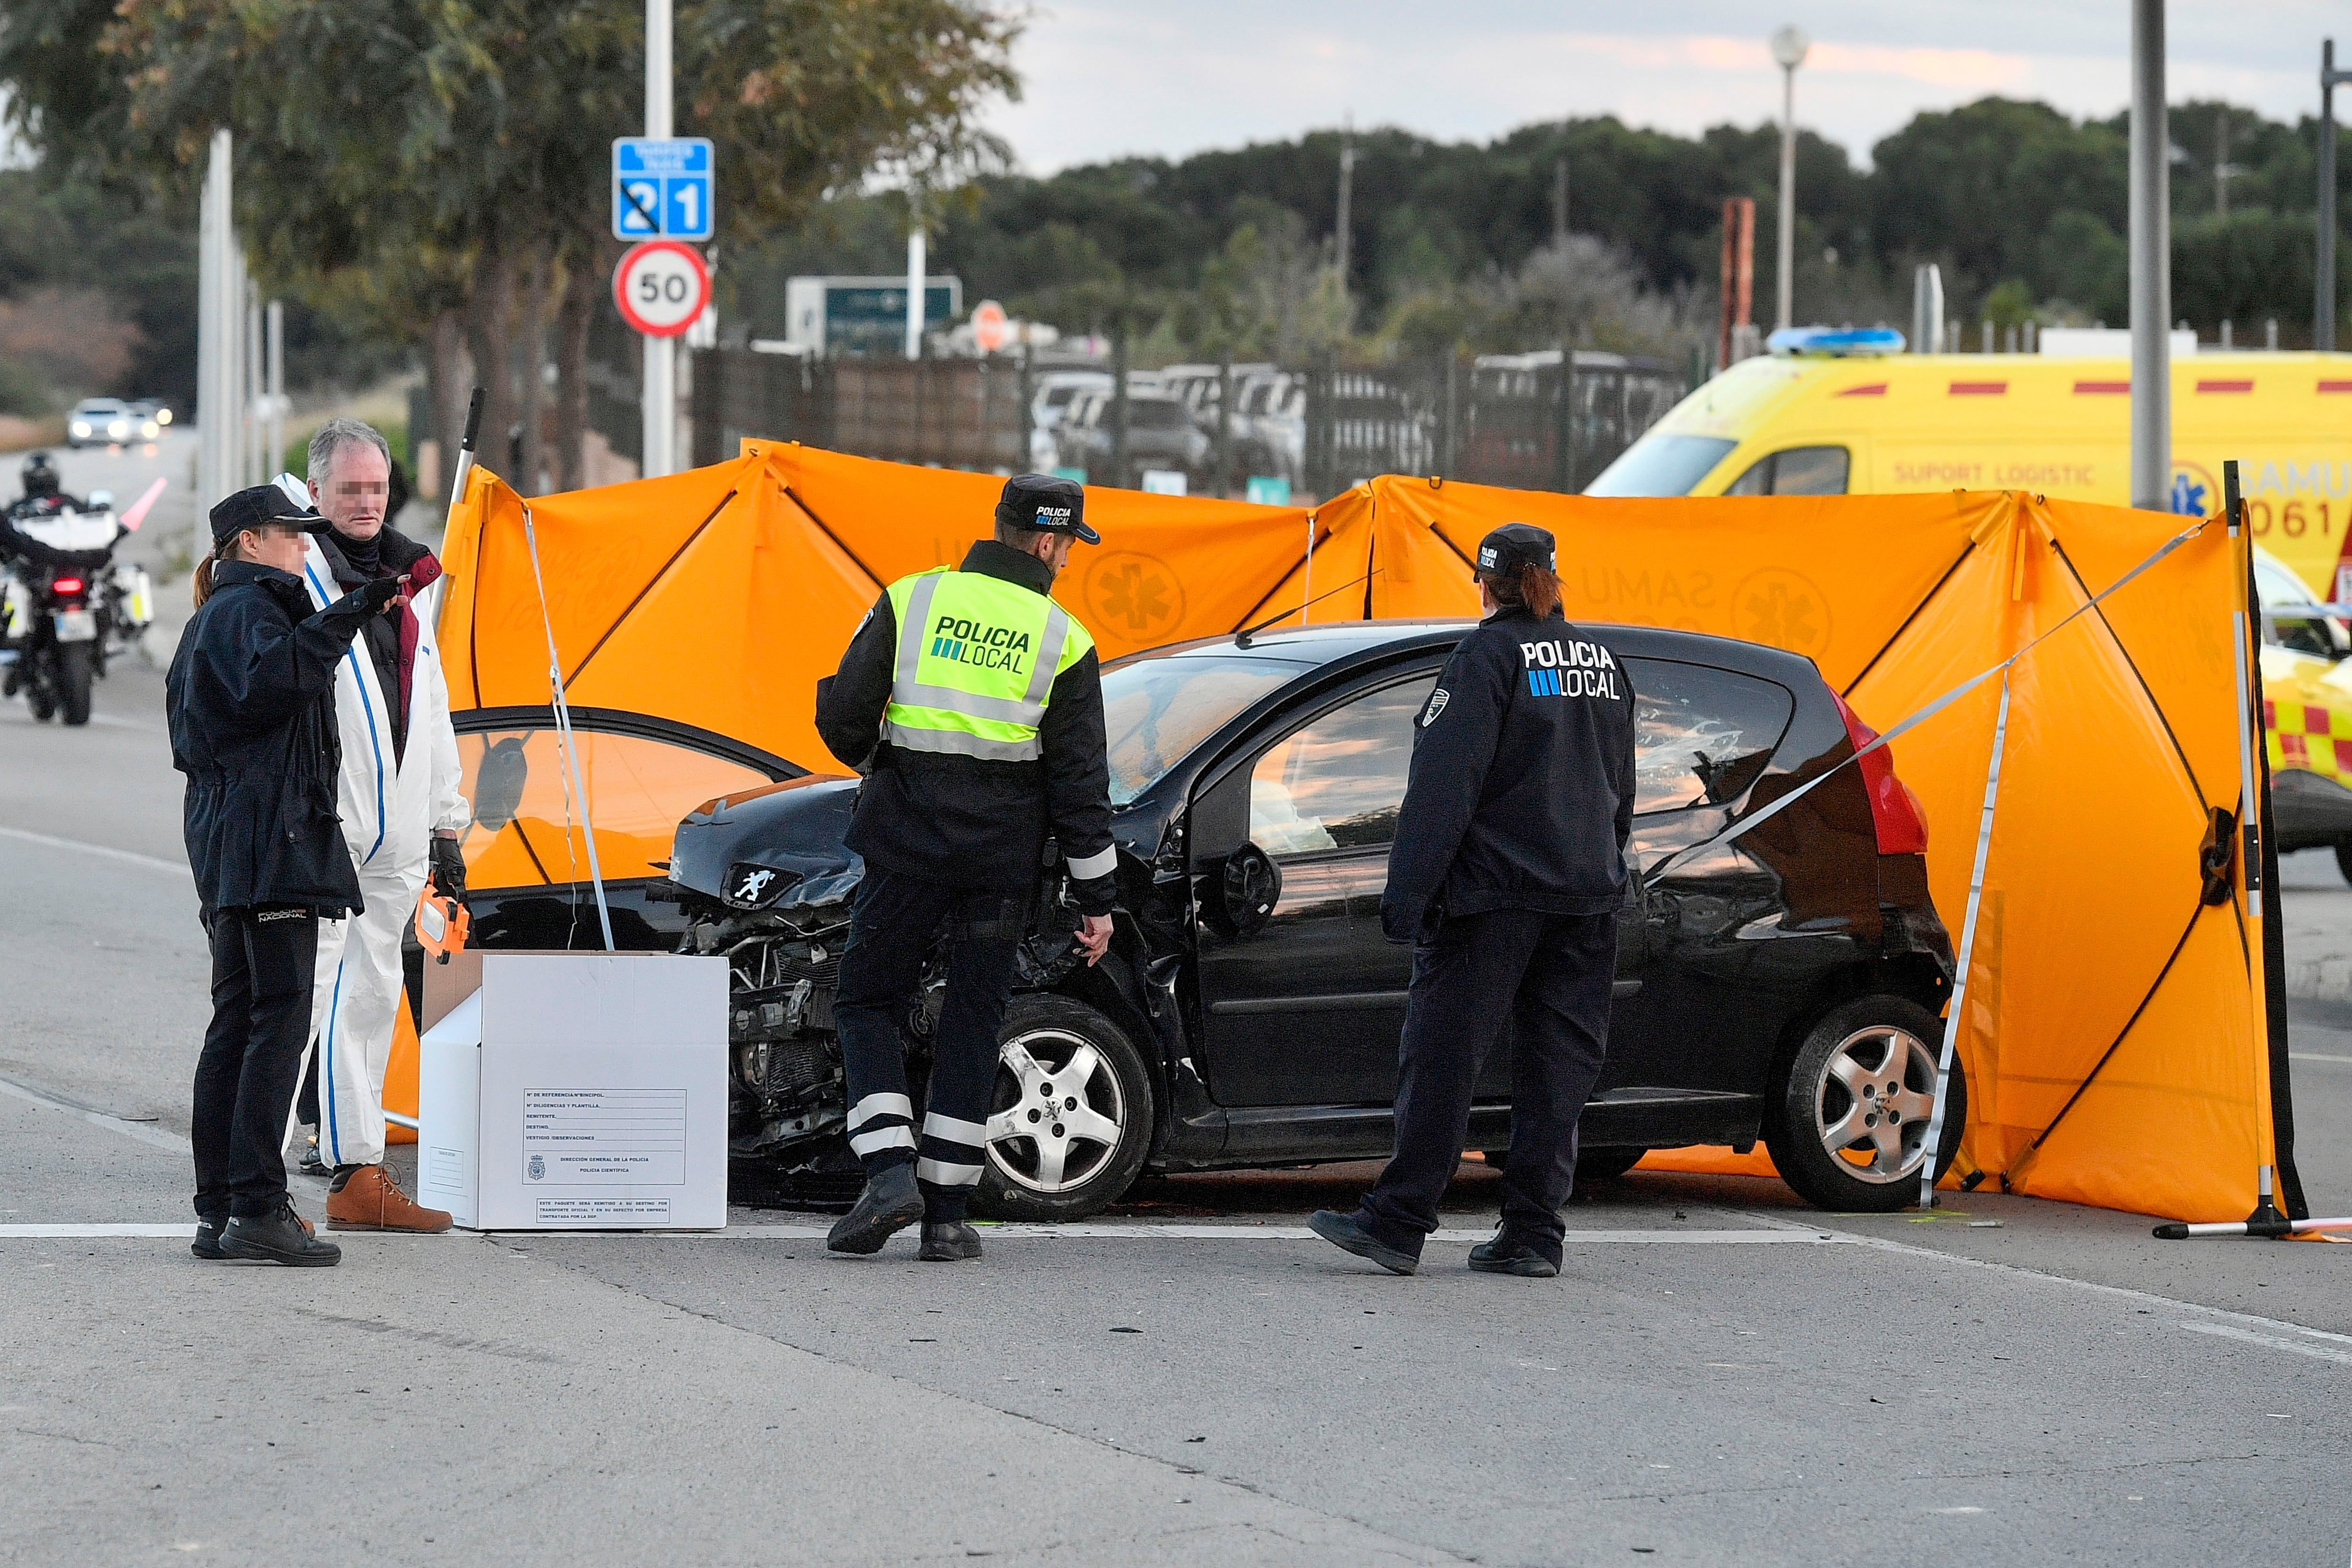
[601, 620, 1963, 1218]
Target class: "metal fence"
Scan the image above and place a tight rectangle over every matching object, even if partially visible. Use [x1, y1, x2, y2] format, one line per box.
[669, 347, 1688, 501]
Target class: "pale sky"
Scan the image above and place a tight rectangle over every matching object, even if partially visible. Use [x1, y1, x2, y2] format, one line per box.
[984, 1, 2347, 174]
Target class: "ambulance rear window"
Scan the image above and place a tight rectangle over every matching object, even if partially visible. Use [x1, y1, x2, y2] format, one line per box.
[1584, 435, 1737, 497]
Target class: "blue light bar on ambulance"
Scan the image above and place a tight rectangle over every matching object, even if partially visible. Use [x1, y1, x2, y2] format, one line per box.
[1767, 326, 1907, 357]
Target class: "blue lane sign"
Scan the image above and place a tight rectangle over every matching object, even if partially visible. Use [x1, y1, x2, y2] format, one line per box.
[612, 137, 715, 241]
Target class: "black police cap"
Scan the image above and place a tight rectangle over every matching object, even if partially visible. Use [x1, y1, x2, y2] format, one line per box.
[1473, 522, 1556, 578]
[996, 473, 1098, 545]
[209, 483, 330, 545]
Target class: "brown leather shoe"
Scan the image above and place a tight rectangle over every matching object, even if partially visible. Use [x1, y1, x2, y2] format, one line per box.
[326, 1163, 453, 1233]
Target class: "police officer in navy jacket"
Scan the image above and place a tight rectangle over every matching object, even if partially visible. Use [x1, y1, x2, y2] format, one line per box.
[1312, 522, 1637, 1277]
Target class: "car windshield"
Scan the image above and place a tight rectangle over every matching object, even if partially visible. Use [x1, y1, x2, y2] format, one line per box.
[1101, 653, 1305, 805]
[1584, 433, 1739, 497]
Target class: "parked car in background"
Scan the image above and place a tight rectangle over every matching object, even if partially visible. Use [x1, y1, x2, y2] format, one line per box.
[615, 620, 1958, 1219]
[65, 399, 158, 448]
[1027, 371, 1112, 469]
[1055, 388, 1211, 486]
[1232, 371, 1307, 489]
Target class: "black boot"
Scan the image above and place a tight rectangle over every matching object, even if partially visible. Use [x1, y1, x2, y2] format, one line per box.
[1468, 1226, 1560, 1278]
[1308, 1209, 1419, 1275]
[192, 1210, 227, 1261]
[826, 1162, 925, 1255]
[219, 1199, 342, 1267]
[918, 1221, 984, 1261]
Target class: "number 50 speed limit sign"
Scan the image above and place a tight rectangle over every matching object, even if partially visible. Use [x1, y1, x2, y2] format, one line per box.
[613, 239, 710, 338]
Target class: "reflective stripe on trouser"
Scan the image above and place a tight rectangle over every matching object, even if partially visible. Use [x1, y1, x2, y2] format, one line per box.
[287, 860, 426, 1169]
[833, 866, 1025, 1219]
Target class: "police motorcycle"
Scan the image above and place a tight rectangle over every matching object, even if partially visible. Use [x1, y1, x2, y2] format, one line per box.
[2, 463, 154, 726]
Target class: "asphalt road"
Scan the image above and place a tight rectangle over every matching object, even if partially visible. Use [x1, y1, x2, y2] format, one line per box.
[6, 657, 2352, 1566]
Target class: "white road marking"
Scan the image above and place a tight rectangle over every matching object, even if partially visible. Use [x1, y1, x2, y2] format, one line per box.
[0, 824, 186, 876]
[2180, 1321, 2352, 1367]
[493, 1224, 1843, 1243]
[1735, 1206, 2352, 1353]
[2289, 1052, 2352, 1065]
[0, 1224, 193, 1238]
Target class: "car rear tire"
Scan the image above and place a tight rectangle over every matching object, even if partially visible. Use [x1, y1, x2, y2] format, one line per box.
[970, 994, 1155, 1223]
[59, 644, 93, 726]
[1764, 994, 1966, 1213]
[2334, 838, 2352, 886]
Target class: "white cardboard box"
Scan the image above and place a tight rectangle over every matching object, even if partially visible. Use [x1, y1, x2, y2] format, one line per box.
[418, 952, 729, 1231]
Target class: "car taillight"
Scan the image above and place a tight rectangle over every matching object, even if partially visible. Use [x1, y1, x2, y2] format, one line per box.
[1829, 690, 1929, 854]
[51, 577, 84, 595]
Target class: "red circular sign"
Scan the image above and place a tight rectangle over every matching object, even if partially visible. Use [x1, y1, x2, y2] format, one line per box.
[612, 240, 711, 338]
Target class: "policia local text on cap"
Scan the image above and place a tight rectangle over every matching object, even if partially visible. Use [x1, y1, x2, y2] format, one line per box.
[813, 474, 1119, 1262]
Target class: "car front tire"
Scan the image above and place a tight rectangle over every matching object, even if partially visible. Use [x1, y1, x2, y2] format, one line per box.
[1764, 994, 1967, 1213]
[2334, 837, 2352, 886]
[970, 994, 1155, 1223]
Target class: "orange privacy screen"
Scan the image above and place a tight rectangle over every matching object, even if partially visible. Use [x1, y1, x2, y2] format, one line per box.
[440, 451, 2275, 1222]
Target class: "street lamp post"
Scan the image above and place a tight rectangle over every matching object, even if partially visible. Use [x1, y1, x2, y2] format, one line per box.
[641, 0, 675, 478]
[2320, 40, 2350, 353]
[2128, 0, 2169, 509]
[1770, 25, 1810, 335]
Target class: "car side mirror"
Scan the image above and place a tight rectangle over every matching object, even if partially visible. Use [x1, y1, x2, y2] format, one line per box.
[1221, 843, 1281, 937]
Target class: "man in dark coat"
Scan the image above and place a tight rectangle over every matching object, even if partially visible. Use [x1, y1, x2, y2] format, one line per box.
[167, 485, 400, 1266]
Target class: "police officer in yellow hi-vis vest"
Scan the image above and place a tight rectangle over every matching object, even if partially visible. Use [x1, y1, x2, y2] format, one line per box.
[814, 474, 1118, 1261]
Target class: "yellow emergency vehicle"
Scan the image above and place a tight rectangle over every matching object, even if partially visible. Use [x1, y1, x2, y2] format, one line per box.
[1590, 334, 2352, 601]
[1592, 332, 2352, 876]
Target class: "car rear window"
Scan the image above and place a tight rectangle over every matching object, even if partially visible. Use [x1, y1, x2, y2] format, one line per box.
[1623, 657, 1795, 814]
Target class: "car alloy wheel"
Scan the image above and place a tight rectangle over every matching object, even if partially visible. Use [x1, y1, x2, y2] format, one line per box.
[988, 1026, 1126, 1194]
[1812, 1024, 1938, 1184]
[1763, 993, 1966, 1213]
[972, 994, 1155, 1222]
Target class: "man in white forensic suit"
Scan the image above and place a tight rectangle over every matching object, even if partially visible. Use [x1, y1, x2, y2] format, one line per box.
[278, 417, 468, 1231]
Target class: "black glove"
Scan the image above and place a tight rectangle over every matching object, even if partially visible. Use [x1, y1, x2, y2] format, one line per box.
[429, 834, 468, 899]
[322, 574, 402, 622]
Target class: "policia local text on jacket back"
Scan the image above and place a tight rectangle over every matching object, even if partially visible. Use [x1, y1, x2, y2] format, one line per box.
[814, 475, 1119, 1264]
[1313, 522, 1638, 1281]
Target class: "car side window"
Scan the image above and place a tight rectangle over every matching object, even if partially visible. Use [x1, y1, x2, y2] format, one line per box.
[1623, 658, 1795, 815]
[1723, 445, 1850, 496]
[1247, 675, 1438, 856]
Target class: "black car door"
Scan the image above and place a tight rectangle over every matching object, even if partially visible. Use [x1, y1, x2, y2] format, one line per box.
[1189, 670, 1437, 1106]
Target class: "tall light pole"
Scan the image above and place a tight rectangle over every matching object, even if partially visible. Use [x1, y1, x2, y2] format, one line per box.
[2320, 40, 2350, 352]
[1770, 25, 1810, 334]
[2129, 0, 2169, 510]
[641, 0, 675, 477]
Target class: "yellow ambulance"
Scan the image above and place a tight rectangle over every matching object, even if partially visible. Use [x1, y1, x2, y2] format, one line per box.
[1589, 333, 2352, 600]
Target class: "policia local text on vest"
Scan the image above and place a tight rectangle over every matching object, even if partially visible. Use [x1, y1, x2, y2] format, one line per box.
[813, 474, 1120, 1262]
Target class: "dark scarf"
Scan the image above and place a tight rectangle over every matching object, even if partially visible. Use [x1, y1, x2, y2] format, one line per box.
[336, 526, 385, 579]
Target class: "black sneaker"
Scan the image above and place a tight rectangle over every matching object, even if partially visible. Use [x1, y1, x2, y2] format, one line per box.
[917, 1221, 984, 1262]
[826, 1163, 925, 1255]
[297, 1133, 330, 1180]
[192, 1212, 227, 1261]
[1468, 1227, 1560, 1277]
[219, 1200, 342, 1267]
[1308, 1209, 1419, 1276]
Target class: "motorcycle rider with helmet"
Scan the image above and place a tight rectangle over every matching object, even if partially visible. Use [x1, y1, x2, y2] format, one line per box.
[1, 452, 87, 679]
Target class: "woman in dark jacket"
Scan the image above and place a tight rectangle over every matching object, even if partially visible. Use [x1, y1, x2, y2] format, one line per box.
[167, 486, 400, 1266]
